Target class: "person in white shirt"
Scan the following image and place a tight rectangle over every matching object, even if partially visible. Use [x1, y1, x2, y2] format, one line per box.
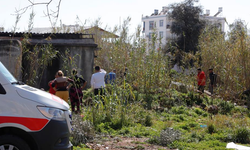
[91, 66, 107, 95]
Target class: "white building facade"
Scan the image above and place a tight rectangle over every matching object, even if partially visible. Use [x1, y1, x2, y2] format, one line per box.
[142, 7, 175, 51]
[142, 6, 225, 51]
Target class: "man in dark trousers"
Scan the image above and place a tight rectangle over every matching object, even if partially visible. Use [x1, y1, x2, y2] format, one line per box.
[209, 68, 216, 95]
[91, 66, 106, 96]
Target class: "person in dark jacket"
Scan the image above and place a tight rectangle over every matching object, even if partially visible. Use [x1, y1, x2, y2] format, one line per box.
[209, 68, 217, 95]
[69, 69, 87, 113]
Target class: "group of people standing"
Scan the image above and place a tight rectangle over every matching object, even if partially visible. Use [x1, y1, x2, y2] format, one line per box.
[48, 66, 116, 113]
[48, 69, 87, 113]
[197, 68, 217, 95]
[48, 66, 214, 112]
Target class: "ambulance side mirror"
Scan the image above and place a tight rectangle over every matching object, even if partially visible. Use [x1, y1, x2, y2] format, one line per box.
[0, 84, 6, 94]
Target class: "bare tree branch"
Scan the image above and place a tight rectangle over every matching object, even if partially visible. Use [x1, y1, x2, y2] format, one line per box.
[14, 0, 62, 29]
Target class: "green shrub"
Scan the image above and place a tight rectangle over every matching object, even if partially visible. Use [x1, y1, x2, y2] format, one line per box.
[110, 119, 123, 130]
[234, 127, 250, 144]
[143, 94, 154, 110]
[234, 106, 248, 114]
[159, 97, 175, 108]
[169, 140, 227, 150]
[210, 132, 231, 142]
[169, 69, 178, 78]
[147, 136, 160, 144]
[96, 122, 114, 134]
[171, 106, 187, 114]
[172, 114, 187, 122]
[118, 127, 130, 135]
[194, 107, 203, 115]
[202, 112, 208, 117]
[193, 107, 209, 117]
[128, 124, 158, 138]
[134, 110, 153, 126]
[185, 92, 203, 106]
[218, 100, 234, 115]
[189, 122, 198, 128]
[178, 123, 190, 131]
[145, 115, 153, 127]
[207, 124, 216, 134]
[189, 111, 198, 117]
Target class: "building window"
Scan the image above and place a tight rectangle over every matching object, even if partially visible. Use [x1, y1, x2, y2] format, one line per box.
[149, 21, 154, 30]
[166, 24, 170, 29]
[143, 21, 145, 32]
[160, 20, 163, 27]
[159, 31, 163, 38]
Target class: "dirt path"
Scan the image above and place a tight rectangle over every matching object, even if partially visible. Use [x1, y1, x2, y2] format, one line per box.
[86, 137, 177, 150]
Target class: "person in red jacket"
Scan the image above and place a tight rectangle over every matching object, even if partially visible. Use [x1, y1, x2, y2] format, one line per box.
[48, 73, 58, 95]
[197, 68, 206, 93]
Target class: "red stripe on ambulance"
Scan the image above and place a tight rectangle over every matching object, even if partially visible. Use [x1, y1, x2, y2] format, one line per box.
[0, 116, 49, 131]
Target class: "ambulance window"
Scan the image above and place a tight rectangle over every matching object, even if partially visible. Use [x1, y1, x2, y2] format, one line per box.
[0, 62, 17, 83]
[0, 84, 6, 94]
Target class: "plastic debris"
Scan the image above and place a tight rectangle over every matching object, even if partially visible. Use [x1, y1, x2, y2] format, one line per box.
[226, 142, 250, 150]
[200, 125, 207, 128]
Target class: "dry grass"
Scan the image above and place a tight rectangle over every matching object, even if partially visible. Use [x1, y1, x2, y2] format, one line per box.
[199, 24, 250, 99]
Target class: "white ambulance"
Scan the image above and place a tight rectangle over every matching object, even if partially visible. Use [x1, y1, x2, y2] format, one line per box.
[0, 61, 73, 150]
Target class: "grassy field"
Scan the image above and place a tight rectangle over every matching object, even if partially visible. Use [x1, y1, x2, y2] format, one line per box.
[18, 14, 250, 150]
[70, 86, 250, 150]
[69, 22, 250, 149]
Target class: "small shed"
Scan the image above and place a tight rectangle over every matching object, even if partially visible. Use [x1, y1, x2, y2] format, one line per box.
[0, 32, 98, 90]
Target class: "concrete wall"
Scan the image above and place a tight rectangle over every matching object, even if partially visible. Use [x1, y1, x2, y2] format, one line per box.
[40, 45, 94, 89]
[68, 46, 94, 88]
[0, 40, 22, 80]
[0, 38, 97, 90]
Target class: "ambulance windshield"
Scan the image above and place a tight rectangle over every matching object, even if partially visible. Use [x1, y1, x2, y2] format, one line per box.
[0, 62, 17, 83]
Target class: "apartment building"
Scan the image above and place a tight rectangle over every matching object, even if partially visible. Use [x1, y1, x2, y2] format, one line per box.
[142, 6, 225, 51]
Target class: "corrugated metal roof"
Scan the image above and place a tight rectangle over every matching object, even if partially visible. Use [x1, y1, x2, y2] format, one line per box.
[0, 32, 94, 39]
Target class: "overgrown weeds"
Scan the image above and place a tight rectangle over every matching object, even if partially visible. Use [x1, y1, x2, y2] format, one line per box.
[16, 13, 250, 150]
[199, 21, 250, 99]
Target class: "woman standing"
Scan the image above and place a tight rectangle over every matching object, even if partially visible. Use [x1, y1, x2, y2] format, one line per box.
[52, 70, 73, 103]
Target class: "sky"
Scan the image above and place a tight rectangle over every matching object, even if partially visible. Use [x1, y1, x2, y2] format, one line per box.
[1, 0, 250, 34]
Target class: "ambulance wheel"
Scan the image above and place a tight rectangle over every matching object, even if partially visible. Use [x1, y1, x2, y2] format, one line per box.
[0, 135, 31, 150]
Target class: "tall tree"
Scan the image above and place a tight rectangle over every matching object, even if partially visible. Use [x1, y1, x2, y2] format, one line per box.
[168, 0, 205, 53]
[228, 19, 247, 44]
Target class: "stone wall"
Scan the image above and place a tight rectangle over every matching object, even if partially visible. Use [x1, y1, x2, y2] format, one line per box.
[0, 40, 22, 80]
